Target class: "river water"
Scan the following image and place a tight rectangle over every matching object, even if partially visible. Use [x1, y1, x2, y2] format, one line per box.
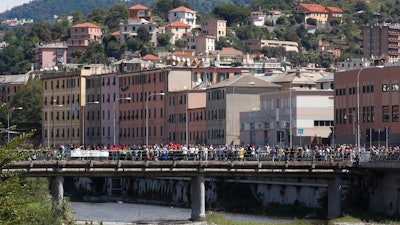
[71, 202, 295, 224]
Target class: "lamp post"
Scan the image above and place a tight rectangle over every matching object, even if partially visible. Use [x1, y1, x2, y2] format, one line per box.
[357, 65, 384, 150]
[289, 84, 293, 150]
[184, 86, 189, 147]
[146, 92, 165, 147]
[113, 97, 131, 146]
[7, 106, 22, 144]
[83, 101, 99, 146]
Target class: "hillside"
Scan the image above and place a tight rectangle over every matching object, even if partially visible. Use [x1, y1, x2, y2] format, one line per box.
[0, 0, 252, 22]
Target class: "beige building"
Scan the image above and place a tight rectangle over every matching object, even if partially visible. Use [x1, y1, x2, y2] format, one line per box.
[184, 32, 216, 55]
[293, 4, 343, 26]
[164, 21, 191, 44]
[206, 74, 280, 146]
[242, 39, 299, 53]
[201, 19, 226, 41]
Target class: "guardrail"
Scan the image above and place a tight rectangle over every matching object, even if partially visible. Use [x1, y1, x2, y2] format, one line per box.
[24, 149, 357, 163]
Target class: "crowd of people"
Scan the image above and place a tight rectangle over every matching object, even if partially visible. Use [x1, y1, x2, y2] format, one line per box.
[37, 142, 400, 162]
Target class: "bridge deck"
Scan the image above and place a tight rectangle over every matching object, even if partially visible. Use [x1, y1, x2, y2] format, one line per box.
[6, 160, 354, 178]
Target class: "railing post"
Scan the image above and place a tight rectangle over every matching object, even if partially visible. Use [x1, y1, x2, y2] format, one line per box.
[190, 175, 206, 221]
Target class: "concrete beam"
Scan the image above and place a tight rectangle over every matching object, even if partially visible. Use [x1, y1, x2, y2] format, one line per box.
[190, 175, 206, 221]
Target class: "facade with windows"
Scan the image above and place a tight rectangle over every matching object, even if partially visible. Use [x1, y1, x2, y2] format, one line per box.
[168, 6, 197, 29]
[334, 65, 400, 147]
[201, 19, 226, 41]
[66, 22, 102, 62]
[240, 89, 334, 148]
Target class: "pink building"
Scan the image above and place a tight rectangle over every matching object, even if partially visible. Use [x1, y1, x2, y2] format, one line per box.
[67, 22, 102, 62]
[34, 42, 67, 70]
[164, 21, 191, 44]
[166, 90, 206, 146]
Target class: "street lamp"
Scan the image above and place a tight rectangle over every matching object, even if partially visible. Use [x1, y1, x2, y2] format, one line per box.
[184, 86, 189, 148]
[7, 106, 22, 144]
[113, 97, 131, 146]
[146, 92, 165, 147]
[83, 101, 99, 146]
[357, 65, 384, 150]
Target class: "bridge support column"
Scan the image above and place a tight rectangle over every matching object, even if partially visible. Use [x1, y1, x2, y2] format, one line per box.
[327, 177, 342, 219]
[51, 176, 64, 209]
[190, 175, 206, 221]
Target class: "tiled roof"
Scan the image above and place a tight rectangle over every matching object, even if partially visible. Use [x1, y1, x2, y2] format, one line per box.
[298, 4, 327, 13]
[210, 74, 280, 89]
[141, 54, 160, 61]
[326, 7, 343, 13]
[111, 31, 120, 36]
[169, 6, 196, 13]
[71, 22, 100, 28]
[129, 4, 149, 10]
[165, 21, 191, 28]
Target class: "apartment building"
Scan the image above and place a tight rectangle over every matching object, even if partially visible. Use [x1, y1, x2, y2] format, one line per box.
[184, 32, 216, 55]
[201, 19, 226, 41]
[206, 75, 280, 146]
[66, 22, 102, 62]
[334, 65, 400, 147]
[362, 23, 400, 63]
[34, 42, 67, 70]
[164, 21, 191, 44]
[242, 39, 299, 53]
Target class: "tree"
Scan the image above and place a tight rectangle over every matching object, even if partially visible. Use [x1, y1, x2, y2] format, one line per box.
[105, 4, 128, 32]
[87, 8, 108, 25]
[174, 39, 188, 49]
[9, 79, 43, 146]
[0, 131, 74, 225]
[82, 42, 108, 64]
[137, 27, 151, 43]
[71, 11, 84, 25]
[151, 0, 188, 21]
[212, 4, 251, 26]
[157, 33, 171, 47]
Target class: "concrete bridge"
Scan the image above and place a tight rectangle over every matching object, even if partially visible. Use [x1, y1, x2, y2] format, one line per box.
[6, 159, 355, 220]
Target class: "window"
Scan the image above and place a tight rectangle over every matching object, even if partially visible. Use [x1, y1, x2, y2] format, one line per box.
[393, 105, 399, 122]
[393, 84, 399, 92]
[382, 84, 390, 92]
[383, 105, 390, 122]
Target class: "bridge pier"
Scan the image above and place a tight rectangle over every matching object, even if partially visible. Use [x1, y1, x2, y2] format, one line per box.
[190, 175, 206, 221]
[327, 177, 342, 219]
[51, 176, 64, 206]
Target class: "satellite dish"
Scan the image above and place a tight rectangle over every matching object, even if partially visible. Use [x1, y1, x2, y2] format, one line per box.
[177, 57, 181, 62]
[197, 78, 202, 83]
[186, 58, 190, 63]
[172, 55, 176, 60]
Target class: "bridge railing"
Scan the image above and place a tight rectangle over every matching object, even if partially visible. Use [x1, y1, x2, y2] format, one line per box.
[23, 148, 355, 163]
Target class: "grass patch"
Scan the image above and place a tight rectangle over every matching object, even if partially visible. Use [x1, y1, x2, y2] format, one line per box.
[206, 212, 315, 225]
[261, 202, 317, 219]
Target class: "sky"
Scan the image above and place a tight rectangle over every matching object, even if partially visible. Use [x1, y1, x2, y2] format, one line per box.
[0, 0, 31, 13]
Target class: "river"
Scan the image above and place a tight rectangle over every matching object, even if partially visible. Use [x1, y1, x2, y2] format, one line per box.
[71, 202, 295, 224]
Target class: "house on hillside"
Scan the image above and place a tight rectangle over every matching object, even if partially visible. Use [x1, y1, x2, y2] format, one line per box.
[293, 3, 343, 26]
[164, 21, 191, 44]
[168, 6, 197, 29]
[66, 22, 102, 62]
[119, 4, 158, 46]
[201, 19, 226, 41]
